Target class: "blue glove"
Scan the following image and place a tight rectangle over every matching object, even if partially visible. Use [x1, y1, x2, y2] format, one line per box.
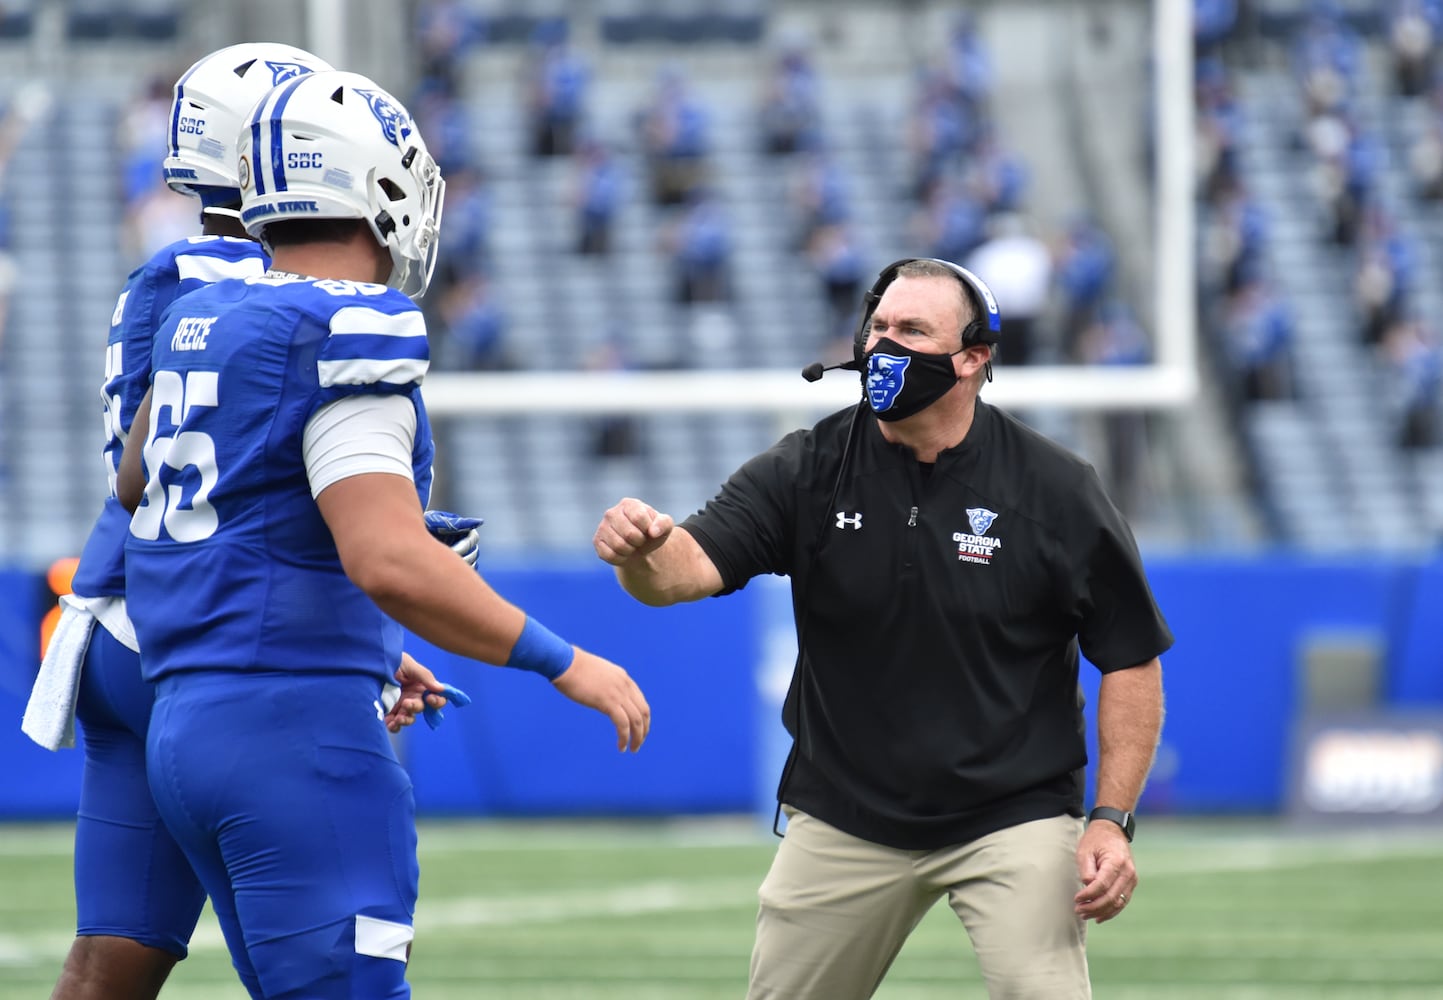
[424, 510, 484, 568]
[423, 682, 473, 730]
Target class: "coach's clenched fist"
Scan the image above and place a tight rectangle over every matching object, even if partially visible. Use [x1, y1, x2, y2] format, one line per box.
[593, 498, 723, 607]
[594, 497, 675, 565]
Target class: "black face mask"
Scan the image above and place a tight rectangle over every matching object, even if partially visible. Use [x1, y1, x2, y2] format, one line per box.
[864, 337, 963, 421]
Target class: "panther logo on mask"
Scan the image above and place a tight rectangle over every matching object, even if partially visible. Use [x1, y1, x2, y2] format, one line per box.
[866, 354, 910, 413]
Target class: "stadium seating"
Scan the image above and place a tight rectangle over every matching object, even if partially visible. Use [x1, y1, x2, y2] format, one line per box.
[1220, 25, 1443, 548]
[23, 2, 1434, 562]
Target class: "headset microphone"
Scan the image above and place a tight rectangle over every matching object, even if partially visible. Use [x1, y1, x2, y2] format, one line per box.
[800, 359, 861, 382]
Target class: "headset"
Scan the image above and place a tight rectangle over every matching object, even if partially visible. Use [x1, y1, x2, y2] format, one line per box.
[803, 256, 1003, 383]
[776, 258, 1005, 834]
[856, 256, 1003, 378]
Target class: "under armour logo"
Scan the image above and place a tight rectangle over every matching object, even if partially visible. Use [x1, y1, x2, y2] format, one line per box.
[835, 511, 863, 530]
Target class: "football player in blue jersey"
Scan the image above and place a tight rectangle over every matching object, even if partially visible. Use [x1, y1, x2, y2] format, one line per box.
[28, 45, 460, 1000]
[118, 71, 650, 1000]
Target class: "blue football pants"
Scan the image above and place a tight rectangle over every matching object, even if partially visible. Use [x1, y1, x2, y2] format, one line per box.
[73, 624, 206, 958]
[148, 671, 417, 1000]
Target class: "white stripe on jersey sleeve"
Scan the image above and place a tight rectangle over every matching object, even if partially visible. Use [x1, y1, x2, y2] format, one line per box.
[317, 356, 428, 388]
[175, 254, 266, 284]
[328, 306, 427, 339]
[319, 305, 429, 387]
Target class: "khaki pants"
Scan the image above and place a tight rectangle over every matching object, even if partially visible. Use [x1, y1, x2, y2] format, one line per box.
[747, 810, 1089, 1000]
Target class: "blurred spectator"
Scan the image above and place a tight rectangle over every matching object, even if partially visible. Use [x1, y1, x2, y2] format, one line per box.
[124, 176, 194, 263]
[963, 213, 1052, 366]
[525, 30, 589, 158]
[907, 67, 974, 202]
[0, 82, 48, 357]
[1291, 2, 1363, 120]
[1194, 0, 1240, 56]
[1336, 126, 1386, 246]
[583, 333, 641, 460]
[1053, 215, 1117, 357]
[1201, 184, 1268, 296]
[116, 74, 172, 206]
[965, 127, 1028, 216]
[789, 148, 851, 251]
[572, 138, 624, 256]
[1222, 278, 1295, 402]
[432, 165, 493, 291]
[1382, 318, 1442, 449]
[1387, 0, 1440, 98]
[1353, 210, 1418, 349]
[1195, 56, 1243, 204]
[416, 0, 485, 94]
[664, 189, 732, 305]
[636, 67, 710, 206]
[912, 181, 988, 270]
[1077, 300, 1153, 517]
[805, 222, 867, 349]
[1407, 107, 1443, 201]
[413, 81, 475, 176]
[436, 271, 508, 370]
[759, 40, 822, 155]
[939, 12, 993, 117]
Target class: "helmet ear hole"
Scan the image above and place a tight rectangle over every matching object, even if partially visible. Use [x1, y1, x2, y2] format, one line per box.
[377, 178, 406, 202]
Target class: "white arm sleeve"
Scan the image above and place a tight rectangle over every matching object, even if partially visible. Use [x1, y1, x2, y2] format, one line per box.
[303, 394, 418, 498]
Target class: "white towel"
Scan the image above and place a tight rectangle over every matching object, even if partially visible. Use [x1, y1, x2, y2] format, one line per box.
[21, 595, 96, 751]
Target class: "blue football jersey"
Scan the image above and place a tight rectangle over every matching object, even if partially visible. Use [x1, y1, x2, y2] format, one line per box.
[71, 237, 270, 599]
[124, 274, 435, 683]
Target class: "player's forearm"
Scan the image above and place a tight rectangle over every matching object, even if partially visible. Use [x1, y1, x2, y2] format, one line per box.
[1093, 657, 1164, 810]
[356, 541, 530, 667]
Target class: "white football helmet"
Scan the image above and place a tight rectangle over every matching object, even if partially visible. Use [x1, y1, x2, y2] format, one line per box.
[238, 71, 445, 298]
[163, 43, 333, 198]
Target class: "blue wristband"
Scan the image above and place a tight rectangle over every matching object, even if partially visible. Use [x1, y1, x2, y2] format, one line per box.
[505, 616, 573, 680]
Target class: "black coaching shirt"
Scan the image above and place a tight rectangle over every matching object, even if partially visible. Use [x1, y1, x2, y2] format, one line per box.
[682, 400, 1174, 851]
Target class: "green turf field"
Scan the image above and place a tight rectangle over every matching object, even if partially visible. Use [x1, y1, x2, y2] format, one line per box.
[3, 817, 1442, 999]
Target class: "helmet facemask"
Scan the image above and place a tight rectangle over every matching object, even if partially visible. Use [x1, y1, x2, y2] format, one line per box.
[366, 144, 445, 298]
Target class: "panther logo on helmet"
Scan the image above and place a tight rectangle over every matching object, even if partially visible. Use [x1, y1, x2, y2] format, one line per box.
[355, 88, 413, 148]
[265, 61, 315, 86]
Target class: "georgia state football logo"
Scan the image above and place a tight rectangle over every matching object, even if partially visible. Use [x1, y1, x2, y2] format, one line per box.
[265, 61, 315, 85]
[355, 88, 413, 147]
[866, 354, 910, 413]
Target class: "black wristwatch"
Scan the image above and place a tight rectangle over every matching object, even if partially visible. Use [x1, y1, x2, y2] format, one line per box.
[1087, 806, 1135, 842]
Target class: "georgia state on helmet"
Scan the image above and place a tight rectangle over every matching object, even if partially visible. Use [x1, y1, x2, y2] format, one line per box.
[163, 42, 333, 199]
[237, 70, 445, 299]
